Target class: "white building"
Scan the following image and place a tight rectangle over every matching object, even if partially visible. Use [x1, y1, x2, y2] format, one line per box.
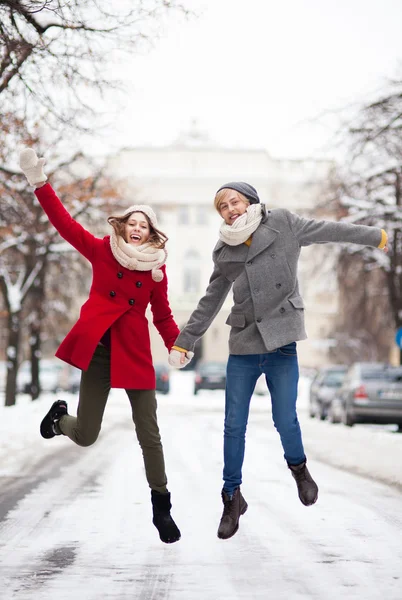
[108, 125, 337, 368]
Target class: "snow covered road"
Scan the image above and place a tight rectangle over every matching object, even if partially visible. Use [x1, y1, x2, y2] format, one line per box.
[0, 372, 401, 599]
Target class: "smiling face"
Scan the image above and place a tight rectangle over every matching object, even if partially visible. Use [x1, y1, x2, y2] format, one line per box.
[124, 212, 151, 245]
[218, 190, 249, 225]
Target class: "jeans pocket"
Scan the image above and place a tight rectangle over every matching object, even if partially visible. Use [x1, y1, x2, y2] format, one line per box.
[278, 342, 297, 356]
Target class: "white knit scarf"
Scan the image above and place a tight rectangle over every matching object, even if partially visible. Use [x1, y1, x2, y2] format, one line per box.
[219, 203, 263, 246]
[109, 230, 167, 282]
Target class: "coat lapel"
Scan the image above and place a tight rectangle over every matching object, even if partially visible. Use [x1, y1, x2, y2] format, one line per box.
[215, 241, 249, 263]
[247, 223, 279, 261]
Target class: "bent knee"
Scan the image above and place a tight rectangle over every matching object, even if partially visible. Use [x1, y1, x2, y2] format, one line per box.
[73, 430, 100, 447]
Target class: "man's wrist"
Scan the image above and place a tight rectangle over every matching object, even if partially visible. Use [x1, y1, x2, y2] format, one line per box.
[172, 345, 188, 353]
[378, 229, 388, 249]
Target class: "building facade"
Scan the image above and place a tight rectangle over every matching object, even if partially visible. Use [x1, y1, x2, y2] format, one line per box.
[108, 127, 337, 368]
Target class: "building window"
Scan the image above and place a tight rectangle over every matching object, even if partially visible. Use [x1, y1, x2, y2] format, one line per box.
[196, 207, 208, 225]
[178, 206, 189, 225]
[183, 249, 201, 294]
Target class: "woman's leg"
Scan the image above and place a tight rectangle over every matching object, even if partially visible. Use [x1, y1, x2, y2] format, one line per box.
[126, 388, 168, 493]
[127, 388, 180, 543]
[59, 346, 111, 447]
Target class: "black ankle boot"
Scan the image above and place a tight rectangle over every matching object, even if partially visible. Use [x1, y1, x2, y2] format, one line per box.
[288, 460, 318, 506]
[151, 490, 181, 544]
[40, 400, 68, 439]
[217, 487, 248, 540]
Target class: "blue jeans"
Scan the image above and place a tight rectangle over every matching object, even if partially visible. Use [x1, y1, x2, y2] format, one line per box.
[223, 343, 305, 494]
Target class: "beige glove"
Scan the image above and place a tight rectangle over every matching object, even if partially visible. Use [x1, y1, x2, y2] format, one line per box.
[168, 349, 194, 369]
[19, 148, 47, 186]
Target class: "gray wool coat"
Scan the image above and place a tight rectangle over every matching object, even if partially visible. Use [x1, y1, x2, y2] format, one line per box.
[175, 206, 384, 355]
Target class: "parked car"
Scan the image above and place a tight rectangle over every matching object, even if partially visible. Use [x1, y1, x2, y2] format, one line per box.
[327, 394, 344, 424]
[336, 362, 402, 430]
[309, 365, 348, 420]
[155, 363, 170, 394]
[17, 359, 64, 395]
[194, 361, 226, 395]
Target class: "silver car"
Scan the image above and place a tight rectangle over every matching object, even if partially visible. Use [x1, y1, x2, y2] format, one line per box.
[309, 366, 348, 420]
[337, 362, 402, 430]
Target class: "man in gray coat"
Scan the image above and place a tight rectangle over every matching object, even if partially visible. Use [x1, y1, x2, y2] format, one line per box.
[169, 182, 388, 540]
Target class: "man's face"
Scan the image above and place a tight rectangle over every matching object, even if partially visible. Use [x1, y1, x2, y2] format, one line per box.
[219, 191, 249, 225]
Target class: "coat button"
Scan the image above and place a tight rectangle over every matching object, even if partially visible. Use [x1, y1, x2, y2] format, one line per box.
[280, 307, 285, 313]
[117, 272, 123, 279]
[109, 291, 116, 297]
[276, 283, 282, 289]
[247, 261, 253, 266]
[128, 299, 135, 305]
[271, 253, 276, 258]
[136, 281, 142, 288]
[256, 317, 262, 323]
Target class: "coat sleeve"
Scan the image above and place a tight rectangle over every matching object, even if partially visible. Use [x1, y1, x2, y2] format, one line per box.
[35, 183, 97, 261]
[150, 266, 181, 351]
[174, 262, 233, 352]
[285, 209, 383, 248]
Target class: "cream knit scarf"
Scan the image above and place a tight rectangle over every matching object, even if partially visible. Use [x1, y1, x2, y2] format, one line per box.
[109, 230, 167, 282]
[219, 203, 263, 246]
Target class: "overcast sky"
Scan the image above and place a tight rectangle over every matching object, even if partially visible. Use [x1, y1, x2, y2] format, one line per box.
[101, 0, 402, 160]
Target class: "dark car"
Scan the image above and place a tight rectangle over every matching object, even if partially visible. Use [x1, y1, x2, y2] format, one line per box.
[194, 361, 226, 395]
[337, 362, 402, 430]
[309, 365, 348, 420]
[155, 363, 170, 394]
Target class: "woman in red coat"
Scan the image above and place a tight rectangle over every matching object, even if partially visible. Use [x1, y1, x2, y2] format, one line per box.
[19, 149, 192, 544]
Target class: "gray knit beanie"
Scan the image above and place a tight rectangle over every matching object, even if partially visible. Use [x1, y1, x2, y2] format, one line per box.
[216, 182, 260, 204]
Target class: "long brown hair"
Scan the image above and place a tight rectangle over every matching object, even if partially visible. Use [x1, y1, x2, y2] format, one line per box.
[107, 211, 168, 249]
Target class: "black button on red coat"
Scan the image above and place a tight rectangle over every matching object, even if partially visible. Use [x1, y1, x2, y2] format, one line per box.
[136, 281, 142, 288]
[109, 291, 116, 297]
[117, 272, 123, 279]
[128, 299, 135, 305]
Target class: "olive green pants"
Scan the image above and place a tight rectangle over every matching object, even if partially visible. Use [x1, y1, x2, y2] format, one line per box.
[59, 345, 168, 493]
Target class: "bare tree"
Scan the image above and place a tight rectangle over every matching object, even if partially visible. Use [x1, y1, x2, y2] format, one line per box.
[316, 79, 402, 361]
[0, 0, 190, 127]
[0, 116, 121, 405]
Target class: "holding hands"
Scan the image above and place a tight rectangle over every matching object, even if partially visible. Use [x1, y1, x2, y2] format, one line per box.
[168, 348, 194, 369]
[19, 148, 47, 187]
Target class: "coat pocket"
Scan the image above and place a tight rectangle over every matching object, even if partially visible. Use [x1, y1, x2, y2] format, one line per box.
[225, 312, 246, 328]
[288, 296, 304, 309]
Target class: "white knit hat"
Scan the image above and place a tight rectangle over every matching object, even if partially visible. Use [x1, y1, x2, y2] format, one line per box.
[122, 205, 158, 228]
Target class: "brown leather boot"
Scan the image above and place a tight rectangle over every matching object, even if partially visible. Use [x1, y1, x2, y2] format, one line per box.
[217, 487, 248, 540]
[288, 460, 318, 506]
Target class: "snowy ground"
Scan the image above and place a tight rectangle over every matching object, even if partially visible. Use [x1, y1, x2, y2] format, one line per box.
[1, 372, 401, 490]
[0, 372, 401, 599]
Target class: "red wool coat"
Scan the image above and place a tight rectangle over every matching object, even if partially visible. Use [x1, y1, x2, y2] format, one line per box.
[35, 184, 180, 389]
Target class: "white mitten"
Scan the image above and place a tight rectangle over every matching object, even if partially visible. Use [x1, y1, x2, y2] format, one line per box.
[19, 148, 47, 186]
[168, 349, 194, 369]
